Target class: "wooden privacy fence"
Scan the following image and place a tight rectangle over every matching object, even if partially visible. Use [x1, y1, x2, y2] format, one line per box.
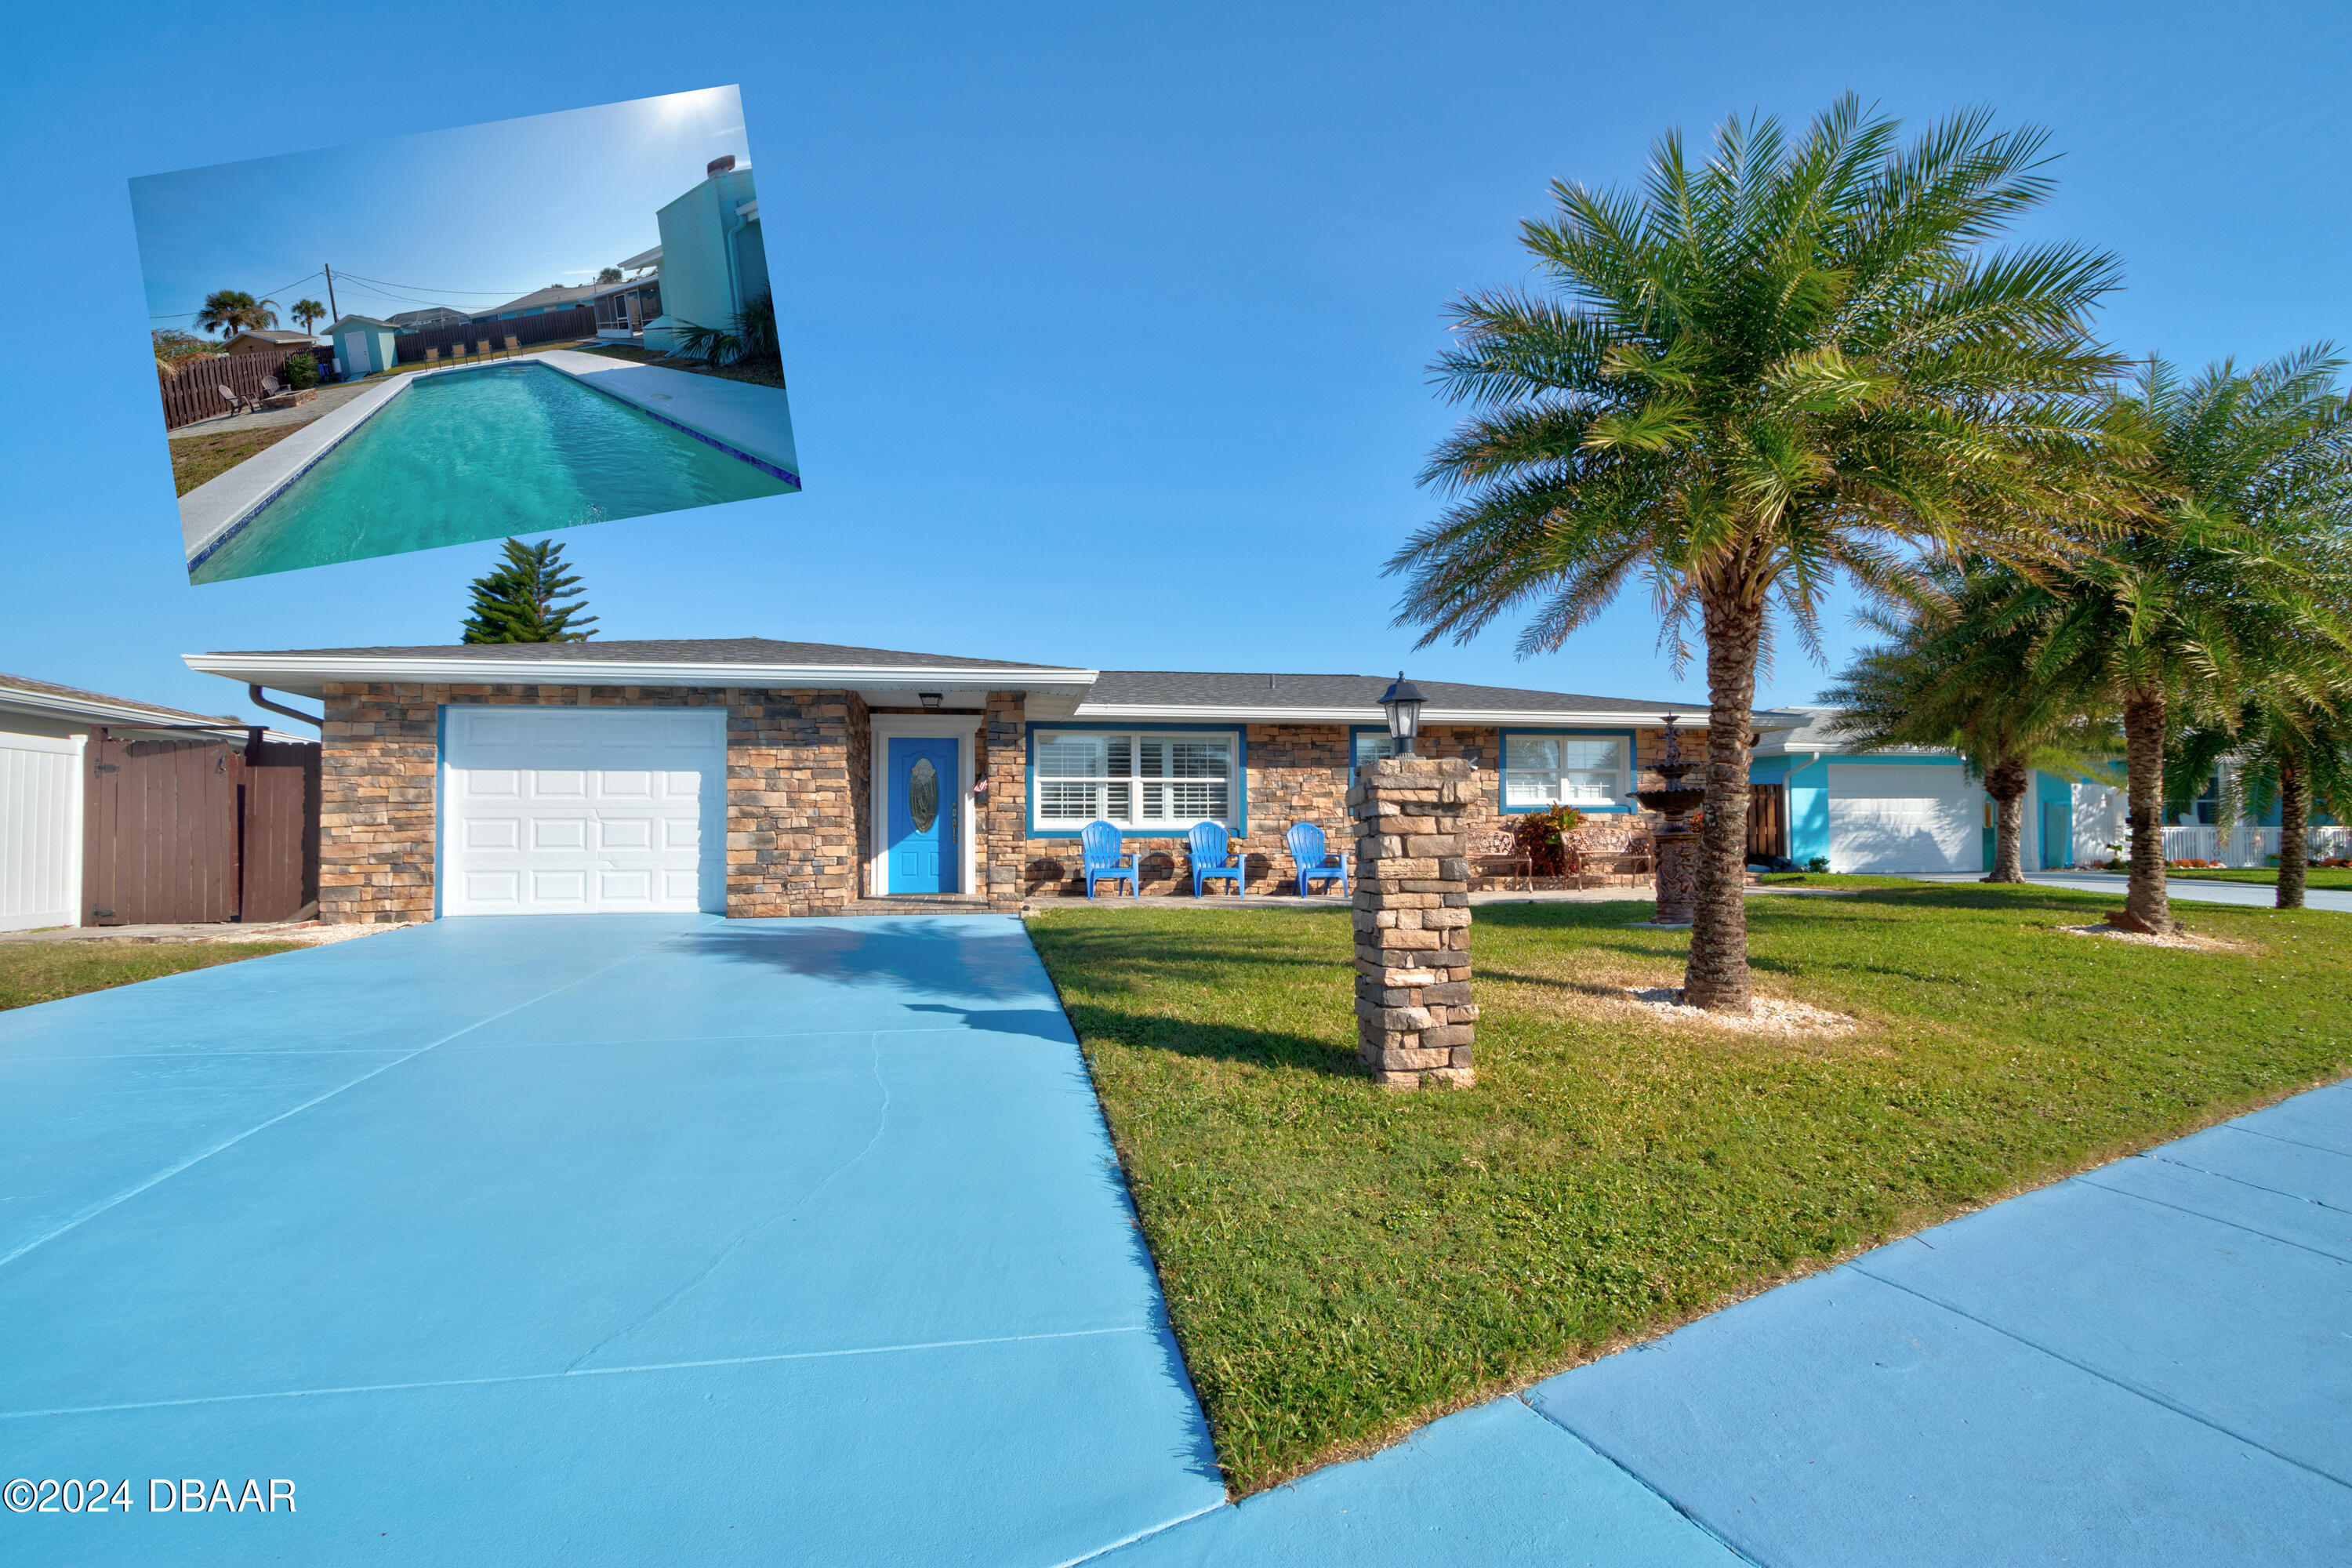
[158, 347, 318, 430]
[1748, 783, 1788, 862]
[83, 729, 320, 925]
[395, 305, 598, 362]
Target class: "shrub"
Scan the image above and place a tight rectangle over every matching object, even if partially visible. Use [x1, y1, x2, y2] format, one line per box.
[1509, 805, 1585, 875]
[1807, 856, 1831, 873]
[278, 352, 317, 390]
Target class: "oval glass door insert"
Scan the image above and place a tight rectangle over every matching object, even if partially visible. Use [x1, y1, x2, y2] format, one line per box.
[908, 757, 939, 833]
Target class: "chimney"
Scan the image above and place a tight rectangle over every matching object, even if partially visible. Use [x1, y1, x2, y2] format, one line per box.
[706, 155, 736, 178]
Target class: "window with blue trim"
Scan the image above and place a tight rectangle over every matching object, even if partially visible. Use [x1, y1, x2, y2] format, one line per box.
[1034, 730, 1236, 830]
[1352, 732, 1395, 770]
[1504, 734, 1627, 808]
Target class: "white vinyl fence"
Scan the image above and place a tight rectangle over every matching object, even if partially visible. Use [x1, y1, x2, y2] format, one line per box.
[2160, 823, 2352, 867]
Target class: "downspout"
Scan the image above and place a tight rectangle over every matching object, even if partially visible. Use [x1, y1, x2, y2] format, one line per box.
[249, 684, 322, 729]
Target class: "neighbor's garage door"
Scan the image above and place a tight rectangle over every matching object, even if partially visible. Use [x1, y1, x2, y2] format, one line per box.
[1827, 764, 1982, 874]
[441, 706, 724, 916]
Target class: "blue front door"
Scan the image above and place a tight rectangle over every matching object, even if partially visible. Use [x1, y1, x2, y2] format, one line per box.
[887, 737, 959, 894]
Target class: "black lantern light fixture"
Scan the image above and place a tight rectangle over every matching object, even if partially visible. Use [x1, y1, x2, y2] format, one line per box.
[1377, 671, 1427, 756]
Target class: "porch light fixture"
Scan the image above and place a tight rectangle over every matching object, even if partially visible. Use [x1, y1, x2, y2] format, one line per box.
[918, 692, 943, 709]
[1377, 672, 1427, 756]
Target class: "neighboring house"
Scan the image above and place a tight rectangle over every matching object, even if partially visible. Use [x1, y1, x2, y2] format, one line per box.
[219, 328, 321, 358]
[641, 156, 765, 353]
[1750, 707, 2122, 873]
[183, 638, 1763, 923]
[321, 315, 402, 378]
[0, 672, 319, 930]
[385, 307, 472, 331]
[470, 283, 604, 322]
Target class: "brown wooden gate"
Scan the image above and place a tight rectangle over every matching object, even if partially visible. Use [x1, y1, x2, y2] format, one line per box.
[1748, 783, 1788, 862]
[82, 730, 319, 925]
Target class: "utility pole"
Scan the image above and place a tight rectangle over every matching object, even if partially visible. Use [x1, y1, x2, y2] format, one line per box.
[323, 263, 339, 321]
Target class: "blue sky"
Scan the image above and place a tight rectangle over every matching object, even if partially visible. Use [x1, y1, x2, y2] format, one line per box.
[4, 1, 2348, 722]
[132, 89, 750, 331]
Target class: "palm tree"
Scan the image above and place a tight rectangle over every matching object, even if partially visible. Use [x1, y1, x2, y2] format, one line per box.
[2169, 690, 2352, 909]
[291, 298, 328, 335]
[192, 289, 280, 338]
[1823, 564, 2117, 881]
[1387, 96, 2127, 1009]
[2014, 351, 2352, 931]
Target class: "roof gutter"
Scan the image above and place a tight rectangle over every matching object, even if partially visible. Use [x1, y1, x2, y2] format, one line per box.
[0, 686, 241, 732]
[1070, 704, 1794, 727]
[184, 652, 1102, 701]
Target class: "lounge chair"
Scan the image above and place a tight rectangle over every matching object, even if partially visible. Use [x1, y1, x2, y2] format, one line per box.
[1284, 822, 1350, 898]
[1186, 822, 1246, 898]
[448, 343, 466, 367]
[503, 334, 521, 358]
[260, 374, 283, 400]
[1078, 820, 1138, 899]
[477, 339, 494, 361]
[216, 384, 256, 417]
[423, 347, 440, 367]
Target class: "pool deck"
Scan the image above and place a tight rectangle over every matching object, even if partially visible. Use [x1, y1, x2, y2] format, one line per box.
[174, 350, 799, 569]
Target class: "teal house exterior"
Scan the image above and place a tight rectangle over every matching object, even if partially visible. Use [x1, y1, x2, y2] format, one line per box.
[641, 156, 767, 354]
[323, 316, 401, 379]
[1751, 709, 2121, 873]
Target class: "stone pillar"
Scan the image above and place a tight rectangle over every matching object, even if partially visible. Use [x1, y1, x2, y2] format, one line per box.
[1348, 755, 1476, 1089]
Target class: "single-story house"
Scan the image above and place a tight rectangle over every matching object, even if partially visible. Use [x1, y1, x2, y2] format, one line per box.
[1750, 708, 2125, 873]
[321, 315, 402, 378]
[385, 307, 473, 331]
[0, 672, 318, 930]
[641, 156, 764, 354]
[220, 328, 321, 358]
[470, 283, 605, 323]
[183, 638, 1760, 922]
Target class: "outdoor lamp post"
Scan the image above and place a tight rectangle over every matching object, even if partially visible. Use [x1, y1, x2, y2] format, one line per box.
[1378, 673, 1427, 756]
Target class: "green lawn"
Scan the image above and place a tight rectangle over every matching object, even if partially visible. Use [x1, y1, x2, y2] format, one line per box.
[1028, 884, 2352, 1494]
[2169, 866, 2352, 890]
[0, 941, 302, 1011]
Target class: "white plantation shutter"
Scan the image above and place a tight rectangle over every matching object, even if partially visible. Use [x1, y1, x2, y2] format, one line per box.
[1034, 731, 1236, 829]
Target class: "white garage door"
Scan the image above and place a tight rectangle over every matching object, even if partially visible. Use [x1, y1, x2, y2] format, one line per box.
[1828, 764, 1982, 873]
[441, 706, 724, 916]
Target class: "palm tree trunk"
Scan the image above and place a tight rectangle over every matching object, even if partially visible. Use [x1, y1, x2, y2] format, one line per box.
[1685, 592, 1762, 1011]
[1984, 757, 2031, 883]
[2278, 749, 2307, 911]
[2119, 684, 2174, 931]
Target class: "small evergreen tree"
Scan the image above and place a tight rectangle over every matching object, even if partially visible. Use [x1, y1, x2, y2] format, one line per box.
[462, 539, 599, 644]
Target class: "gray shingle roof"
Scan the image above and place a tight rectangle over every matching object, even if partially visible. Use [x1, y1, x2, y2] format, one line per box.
[1083, 670, 1709, 716]
[0, 670, 238, 725]
[205, 638, 1087, 673]
[1751, 706, 1953, 755]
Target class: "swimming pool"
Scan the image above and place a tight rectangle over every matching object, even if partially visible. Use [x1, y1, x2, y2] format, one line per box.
[190, 362, 797, 583]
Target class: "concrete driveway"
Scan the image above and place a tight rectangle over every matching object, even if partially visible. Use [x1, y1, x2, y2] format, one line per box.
[0, 915, 1220, 1565]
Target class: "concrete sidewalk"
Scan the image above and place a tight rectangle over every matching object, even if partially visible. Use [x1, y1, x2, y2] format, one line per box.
[1099, 1078, 2352, 1565]
[1913, 869, 2352, 914]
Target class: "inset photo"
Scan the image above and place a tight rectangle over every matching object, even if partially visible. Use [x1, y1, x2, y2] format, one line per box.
[132, 86, 799, 584]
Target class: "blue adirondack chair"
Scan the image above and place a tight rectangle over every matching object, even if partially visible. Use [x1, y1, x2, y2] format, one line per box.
[1285, 822, 1349, 898]
[1079, 819, 1138, 898]
[1187, 821, 1245, 898]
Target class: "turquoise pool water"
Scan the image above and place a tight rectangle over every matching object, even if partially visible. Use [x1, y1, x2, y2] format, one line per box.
[191, 363, 794, 583]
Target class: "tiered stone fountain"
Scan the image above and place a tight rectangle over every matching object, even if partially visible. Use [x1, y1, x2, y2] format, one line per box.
[1632, 715, 1704, 927]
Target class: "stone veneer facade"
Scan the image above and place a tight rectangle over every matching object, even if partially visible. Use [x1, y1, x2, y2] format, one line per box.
[318, 681, 876, 923]
[316, 682, 1682, 923]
